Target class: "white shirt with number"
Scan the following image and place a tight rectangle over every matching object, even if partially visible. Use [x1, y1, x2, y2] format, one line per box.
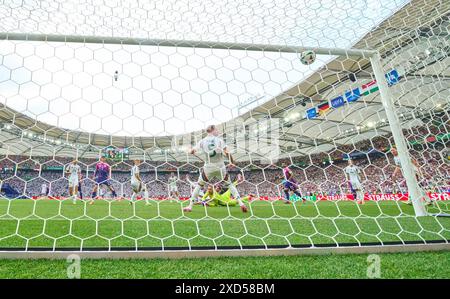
[131, 165, 140, 184]
[197, 135, 226, 166]
[195, 135, 228, 182]
[67, 163, 81, 187]
[394, 155, 418, 173]
[41, 184, 48, 194]
[168, 176, 178, 191]
[345, 165, 361, 184]
[169, 176, 177, 186]
[67, 164, 81, 180]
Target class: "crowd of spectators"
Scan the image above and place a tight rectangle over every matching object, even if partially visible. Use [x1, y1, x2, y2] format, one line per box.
[1, 127, 449, 199]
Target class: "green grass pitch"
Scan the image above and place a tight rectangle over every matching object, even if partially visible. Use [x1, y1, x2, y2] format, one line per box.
[0, 252, 448, 278]
[0, 198, 448, 249]
[0, 198, 448, 279]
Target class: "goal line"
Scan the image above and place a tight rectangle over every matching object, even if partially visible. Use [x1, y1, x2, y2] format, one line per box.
[0, 242, 448, 260]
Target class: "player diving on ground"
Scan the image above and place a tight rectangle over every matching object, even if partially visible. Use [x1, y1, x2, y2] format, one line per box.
[183, 125, 248, 213]
[200, 174, 254, 207]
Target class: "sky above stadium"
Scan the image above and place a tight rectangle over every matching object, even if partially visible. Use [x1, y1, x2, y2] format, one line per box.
[0, 0, 410, 136]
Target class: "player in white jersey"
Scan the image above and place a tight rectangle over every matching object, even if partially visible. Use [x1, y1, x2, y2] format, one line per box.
[66, 160, 81, 204]
[168, 172, 180, 200]
[183, 125, 247, 213]
[186, 174, 205, 204]
[41, 183, 49, 197]
[344, 160, 364, 204]
[130, 160, 150, 205]
[391, 147, 432, 206]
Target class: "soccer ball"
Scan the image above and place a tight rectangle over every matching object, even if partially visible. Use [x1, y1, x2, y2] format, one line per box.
[300, 50, 316, 65]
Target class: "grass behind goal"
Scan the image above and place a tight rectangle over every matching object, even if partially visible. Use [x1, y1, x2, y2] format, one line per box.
[0, 198, 448, 251]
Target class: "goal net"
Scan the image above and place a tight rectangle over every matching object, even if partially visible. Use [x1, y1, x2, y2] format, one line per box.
[0, 0, 448, 254]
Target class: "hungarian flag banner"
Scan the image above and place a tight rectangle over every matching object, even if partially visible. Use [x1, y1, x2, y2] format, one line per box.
[361, 80, 379, 96]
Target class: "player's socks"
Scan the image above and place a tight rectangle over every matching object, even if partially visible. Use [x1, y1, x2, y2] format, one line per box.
[72, 194, 77, 203]
[357, 191, 364, 204]
[144, 190, 150, 204]
[187, 185, 201, 209]
[92, 191, 97, 198]
[228, 183, 245, 207]
[293, 191, 303, 202]
[112, 190, 117, 198]
[78, 183, 83, 199]
[283, 190, 290, 201]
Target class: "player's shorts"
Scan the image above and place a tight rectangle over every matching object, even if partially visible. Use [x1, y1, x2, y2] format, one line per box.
[349, 180, 363, 191]
[283, 180, 298, 191]
[68, 177, 79, 188]
[131, 180, 143, 193]
[198, 163, 228, 186]
[169, 185, 178, 192]
[96, 178, 112, 187]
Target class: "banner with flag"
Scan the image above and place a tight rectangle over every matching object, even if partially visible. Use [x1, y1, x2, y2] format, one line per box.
[330, 95, 345, 108]
[386, 69, 400, 86]
[361, 80, 379, 96]
[345, 87, 361, 102]
[304, 69, 400, 119]
[317, 101, 331, 116]
[306, 107, 318, 119]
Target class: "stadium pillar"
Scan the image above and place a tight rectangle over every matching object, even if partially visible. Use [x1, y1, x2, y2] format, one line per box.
[370, 53, 427, 217]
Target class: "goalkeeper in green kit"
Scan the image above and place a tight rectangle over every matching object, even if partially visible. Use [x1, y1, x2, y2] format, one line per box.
[201, 174, 254, 207]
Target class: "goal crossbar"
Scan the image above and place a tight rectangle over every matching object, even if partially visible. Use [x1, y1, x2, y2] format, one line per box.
[0, 32, 377, 57]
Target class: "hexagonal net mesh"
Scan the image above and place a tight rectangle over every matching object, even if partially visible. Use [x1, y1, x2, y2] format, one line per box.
[0, 0, 448, 252]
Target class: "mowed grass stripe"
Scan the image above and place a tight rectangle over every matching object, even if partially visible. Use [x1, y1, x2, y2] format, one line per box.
[0, 198, 448, 249]
[0, 251, 449, 278]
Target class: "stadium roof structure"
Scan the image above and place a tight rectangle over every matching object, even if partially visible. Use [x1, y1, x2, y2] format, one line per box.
[0, 0, 449, 161]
